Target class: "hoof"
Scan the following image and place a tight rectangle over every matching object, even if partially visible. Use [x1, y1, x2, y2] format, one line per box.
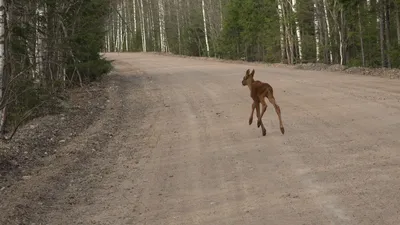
[262, 128, 267, 136]
[280, 127, 285, 134]
[249, 118, 253, 125]
[257, 120, 261, 128]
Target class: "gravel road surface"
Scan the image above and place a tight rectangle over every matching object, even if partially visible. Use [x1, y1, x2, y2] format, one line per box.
[2, 52, 400, 225]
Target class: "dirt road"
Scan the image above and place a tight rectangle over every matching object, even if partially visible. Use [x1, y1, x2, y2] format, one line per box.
[2, 52, 400, 225]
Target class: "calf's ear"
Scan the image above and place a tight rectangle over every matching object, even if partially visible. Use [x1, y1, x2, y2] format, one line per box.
[250, 69, 255, 77]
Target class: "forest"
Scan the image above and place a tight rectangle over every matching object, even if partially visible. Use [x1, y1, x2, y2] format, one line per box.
[106, 0, 400, 68]
[1, 0, 400, 138]
[0, 0, 112, 139]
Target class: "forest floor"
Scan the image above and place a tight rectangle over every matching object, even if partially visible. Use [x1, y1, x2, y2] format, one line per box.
[1, 52, 400, 225]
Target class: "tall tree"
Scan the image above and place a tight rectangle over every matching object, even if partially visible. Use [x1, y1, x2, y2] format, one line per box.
[103, 0, 400, 69]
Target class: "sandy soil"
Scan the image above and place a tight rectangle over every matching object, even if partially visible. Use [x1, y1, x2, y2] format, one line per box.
[1, 52, 400, 225]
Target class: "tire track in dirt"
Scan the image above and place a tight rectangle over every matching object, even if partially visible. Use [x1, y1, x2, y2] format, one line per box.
[4, 52, 400, 225]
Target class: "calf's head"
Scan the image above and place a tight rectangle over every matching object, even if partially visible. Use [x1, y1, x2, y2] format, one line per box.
[242, 69, 255, 86]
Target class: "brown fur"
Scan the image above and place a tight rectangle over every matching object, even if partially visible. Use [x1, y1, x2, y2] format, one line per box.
[241, 69, 285, 136]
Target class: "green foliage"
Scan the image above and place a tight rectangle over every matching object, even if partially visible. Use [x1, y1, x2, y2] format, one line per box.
[217, 0, 280, 62]
[101, 0, 400, 70]
[181, 10, 208, 56]
[388, 46, 400, 68]
[66, 0, 113, 84]
[66, 57, 113, 84]
[2, 0, 113, 134]
[217, 0, 243, 59]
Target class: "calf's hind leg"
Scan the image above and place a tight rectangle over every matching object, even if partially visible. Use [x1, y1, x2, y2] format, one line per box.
[257, 98, 268, 128]
[255, 102, 267, 136]
[267, 95, 285, 134]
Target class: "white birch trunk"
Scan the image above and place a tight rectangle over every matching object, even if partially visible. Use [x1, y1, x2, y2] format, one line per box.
[158, 0, 164, 51]
[322, 0, 333, 63]
[175, 0, 181, 54]
[158, 0, 167, 52]
[123, 0, 129, 51]
[149, 3, 156, 51]
[113, 13, 117, 51]
[313, 1, 320, 62]
[338, 8, 344, 65]
[332, 0, 344, 65]
[277, 0, 285, 62]
[291, 0, 302, 60]
[201, 0, 210, 57]
[139, 0, 147, 52]
[110, 13, 114, 51]
[358, 5, 365, 66]
[133, 0, 137, 34]
[116, 5, 121, 52]
[35, 7, 44, 78]
[219, 0, 223, 31]
[377, 0, 380, 45]
[116, 7, 119, 51]
[119, 16, 122, 51]
[281, 2, 293, 64]
[119, 5, 124, 52]
[395, 3, 400, 45]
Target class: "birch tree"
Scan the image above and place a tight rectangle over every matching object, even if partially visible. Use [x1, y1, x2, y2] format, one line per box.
[158, 0, 168, 52]
[290, 0, 303, 61]
[0, 0, 112, 139]
[201, 0, 210, 56]
[277, 0, 285, 63]
[133, 0, 137, 34]
[331, 0, 344, 65]
[139, 0, 147, 52]
[322, 0, 333, 63]
[102, 0, 400, 69]
[175, 0, 182, 54]
[313, 0, 320, 62]
[358, 4, 365, 66]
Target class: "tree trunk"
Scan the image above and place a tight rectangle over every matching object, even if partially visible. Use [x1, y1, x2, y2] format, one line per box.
[339, 7, 344, 65]
[384, 0, 391, 68]
[281, 2, 293, 64]
[149, 1, 156, 51]
[313, 0, 320, 62]
[201, 0, 210, 56]
[133, 0, 137, 34]
[322, 0, 333, 63]
[358, 5, 365, 66]
[395, 2, 400, 45]
[139, 0, 147, 52]
[378, 0, 386, 67]
[35, 6, 44, 77]
[175, 0, 181, 54]
[277, 0, 285, 63]
[291, 0, 302, 61]
[158, 0, 167, 52]
[219, 0, 223, 30]
[123, 0, 129, 51]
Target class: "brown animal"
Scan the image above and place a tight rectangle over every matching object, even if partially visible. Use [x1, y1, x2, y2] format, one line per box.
[241, 69, 285, 136]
